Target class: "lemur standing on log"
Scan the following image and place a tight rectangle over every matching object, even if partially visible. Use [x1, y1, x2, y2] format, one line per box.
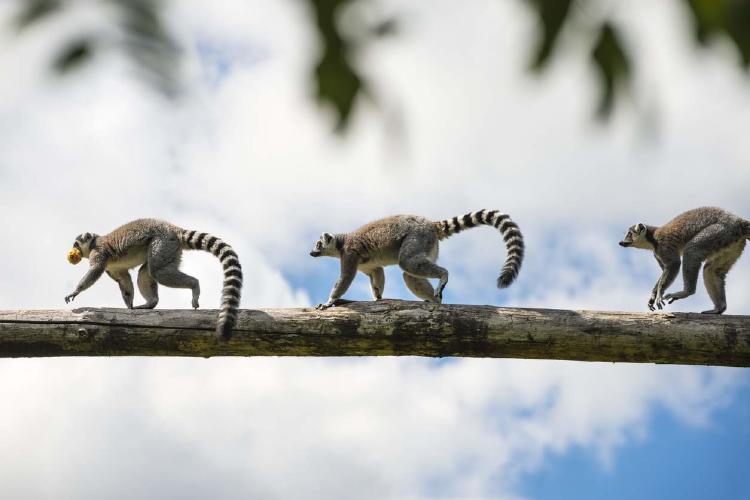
[309, 209, 524, 309]
[65, 219, 242, 339]
[619, 207, 750, 314]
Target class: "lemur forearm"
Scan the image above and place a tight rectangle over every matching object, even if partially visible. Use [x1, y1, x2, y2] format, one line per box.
[66, 259, 107, 303]
[74, 262, 106, 293]
[660, 262, 680, 292]
[652, 261, 680, 299]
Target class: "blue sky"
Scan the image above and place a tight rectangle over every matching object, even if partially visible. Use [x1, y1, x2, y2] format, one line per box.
[0, 0, 749, 498]
[521, 377, 750, 500]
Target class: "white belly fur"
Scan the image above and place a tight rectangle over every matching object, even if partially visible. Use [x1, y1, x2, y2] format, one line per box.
[357, 243, 439, 274]
[106, 246, 148, 272]
[358, 255, 399, 274]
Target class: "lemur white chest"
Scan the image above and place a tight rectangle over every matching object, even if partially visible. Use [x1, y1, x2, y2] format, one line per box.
[106, 246, 148, 272]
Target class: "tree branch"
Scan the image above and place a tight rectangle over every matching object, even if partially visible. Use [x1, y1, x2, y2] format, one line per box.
[0, 300, 748, 366]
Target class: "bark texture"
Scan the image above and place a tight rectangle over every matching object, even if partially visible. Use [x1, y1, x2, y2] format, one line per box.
[0, 300, 748, 366]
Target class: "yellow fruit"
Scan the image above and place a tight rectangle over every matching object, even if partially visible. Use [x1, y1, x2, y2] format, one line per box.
[67, 248, 82, 265]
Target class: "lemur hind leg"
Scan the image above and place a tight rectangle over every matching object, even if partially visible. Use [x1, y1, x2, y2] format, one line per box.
[702, 264, 727, 315]
[398, 231, 448, 303]
[367, 267, 385, 300]
[701, 239, 745, 314]
[147, 235, 200, 309]
[107, 270, 134, 309]
[402, 273, 437, 302]
[133, 263, 159, 309]
[664, 224, 732, 304]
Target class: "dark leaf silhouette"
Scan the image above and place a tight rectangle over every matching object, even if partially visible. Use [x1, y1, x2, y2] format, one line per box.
[684, 0, 750, 68]
[14, 0, 62, 29]
[15, 0, 179, 96]
[306, 0, 363, 132]
[53, 39, 94, 73]
[8, 0, 750, 131]
[524, 0, 573, 71]
[590, 23, 631, 119]
[118, 0, 181, 96]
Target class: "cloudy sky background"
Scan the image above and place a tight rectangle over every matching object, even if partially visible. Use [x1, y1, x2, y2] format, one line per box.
[0, 0, 748, 498]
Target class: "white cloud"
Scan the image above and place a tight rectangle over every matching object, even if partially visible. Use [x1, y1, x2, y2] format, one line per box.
[0, 0, 747, 498]
[0, 357, 740, 499]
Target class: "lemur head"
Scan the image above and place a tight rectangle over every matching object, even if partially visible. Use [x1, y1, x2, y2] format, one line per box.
[71, 232, 99, 259]
[310, 233, 339, 257]
[619, 223, 653, 250]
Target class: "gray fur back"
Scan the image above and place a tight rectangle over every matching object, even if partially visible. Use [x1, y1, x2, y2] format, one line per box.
[99, 218, 180, 257]
[657, 207, 747, 249]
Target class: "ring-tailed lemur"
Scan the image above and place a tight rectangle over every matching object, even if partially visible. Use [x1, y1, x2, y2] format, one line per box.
[65, 219, 242, 339]
[619, 206, 750, 314]
[309, 209, 524, 309]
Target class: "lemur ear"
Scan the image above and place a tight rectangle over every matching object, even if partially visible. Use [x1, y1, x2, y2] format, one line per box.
[322, 233, 333, 243]
[636, 223, 646, 233]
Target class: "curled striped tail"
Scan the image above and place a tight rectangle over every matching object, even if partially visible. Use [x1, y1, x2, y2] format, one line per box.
[435, 209, 524, 288]
[180, 229, 242, 340]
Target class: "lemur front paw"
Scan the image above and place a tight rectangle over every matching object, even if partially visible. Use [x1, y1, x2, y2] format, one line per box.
[648, 295, 665, 311]
[64, 292, 78, 304]
[315, 301, 334, 310]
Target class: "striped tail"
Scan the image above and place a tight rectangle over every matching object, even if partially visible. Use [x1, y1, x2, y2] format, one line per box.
[180, 229, 242, 340]
[434, 209, 524, 288]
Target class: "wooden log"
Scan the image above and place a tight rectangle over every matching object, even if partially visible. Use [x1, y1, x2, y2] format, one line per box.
[0, 300, 748, 366]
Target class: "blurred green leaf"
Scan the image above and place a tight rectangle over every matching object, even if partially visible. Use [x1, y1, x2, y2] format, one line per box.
[115, 0, 181, 96]
[10, 0, 750, 133]
[725, 0, 750, 67]
[14, 0, 62, 29]
[117, 0, 164, 40]
[305, 0, 364, 132]
[14, 0, 179, 97]
[314, 47, 362, 132]
[590, 22, 631, 119]
[685, 0, 724, 43]
[371, 18, 398, 38]
[685, 0, 750, 68]
[524, 0, 573, 71]
[53, 39, 94, 73]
